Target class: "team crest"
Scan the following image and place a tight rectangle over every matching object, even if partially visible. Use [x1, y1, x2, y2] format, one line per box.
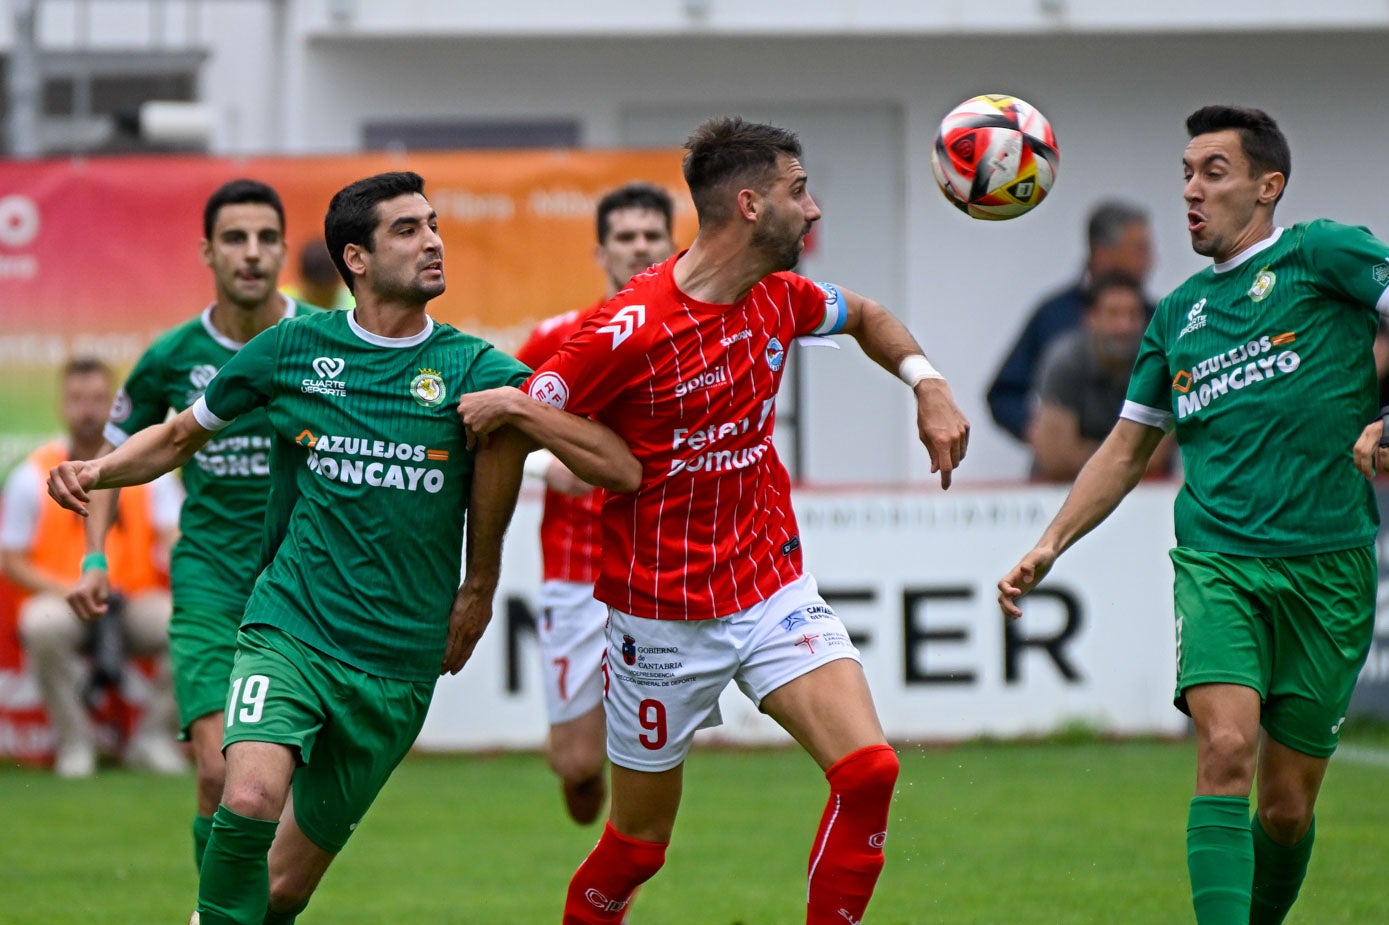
[765, 336, 785, 371]
[410, 368, 447, 407]
[1247, 268, 1276, 303]
[1373, 262, 1389, 286]
[621, 634, 637, 666]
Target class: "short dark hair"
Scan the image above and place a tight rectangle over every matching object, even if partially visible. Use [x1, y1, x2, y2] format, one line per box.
[1185, 105, 1291, 198]
[682, 117, 802, 226]
[1082, 272, 1144, 313]
[1086, 200, 1148, 250]
[298, 238, 340, 288]
[596, 183, 675, 244]
[61, 356, 113, 383]
[203, 178, 285, 240]
[324, 171, 426, 293]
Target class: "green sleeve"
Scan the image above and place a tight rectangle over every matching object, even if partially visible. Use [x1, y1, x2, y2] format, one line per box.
[110, 342, 172, 439]
[1304, 220, 1389, 311]
[1125, 303, 1174, 412]
[202, 326, 278, 423]
[463, 344, 532, 393]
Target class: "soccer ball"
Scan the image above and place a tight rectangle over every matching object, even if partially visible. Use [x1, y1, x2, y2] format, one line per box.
[930, 94, 1059, 220]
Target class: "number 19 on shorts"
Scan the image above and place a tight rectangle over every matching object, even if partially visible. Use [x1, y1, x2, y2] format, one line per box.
[226, 674, 271, 727]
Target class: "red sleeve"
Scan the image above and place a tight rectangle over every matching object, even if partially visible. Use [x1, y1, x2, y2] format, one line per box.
[525, 299, 648, 419]
[775, 272, 846, 338]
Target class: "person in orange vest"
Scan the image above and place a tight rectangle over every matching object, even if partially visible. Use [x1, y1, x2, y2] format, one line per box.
[0, 357, 184, 778]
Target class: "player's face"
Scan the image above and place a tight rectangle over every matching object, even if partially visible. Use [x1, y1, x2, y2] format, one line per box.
[751, 155, 821, 272]
[201, 203, 286, 309]
[60, 371, 113, 447]
[363, 193, 445, 303]
[1183, 129, 1280, 263]
[597, 207, 674, 295]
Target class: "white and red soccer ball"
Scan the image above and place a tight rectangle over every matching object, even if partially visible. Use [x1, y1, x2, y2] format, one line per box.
[930, 94, 1059, 221]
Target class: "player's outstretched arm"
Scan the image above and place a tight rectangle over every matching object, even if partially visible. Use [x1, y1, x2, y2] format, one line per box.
[998, 418, 1165, 618]
[457, 387, 641, 493]
[443, 426, 530, 675]
[47, 408, 212, 517]
[837, 288, 970, 489]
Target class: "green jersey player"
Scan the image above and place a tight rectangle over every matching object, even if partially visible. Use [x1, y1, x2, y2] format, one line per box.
[999, 105, 1389, 925]
[48, 171, 641, 925]
[68, 179, 323, 870]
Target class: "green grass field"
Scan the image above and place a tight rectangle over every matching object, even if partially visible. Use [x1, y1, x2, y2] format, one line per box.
[4, 730, 1389, 924]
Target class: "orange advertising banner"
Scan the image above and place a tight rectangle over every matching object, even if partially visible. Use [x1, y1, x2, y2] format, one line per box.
[0, 148, 695, 456]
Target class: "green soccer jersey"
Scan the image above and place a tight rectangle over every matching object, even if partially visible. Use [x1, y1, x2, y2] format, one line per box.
[107, 297, 324, 616]
[194, 309, 531, 682]
[1125, 220, 1389, 556]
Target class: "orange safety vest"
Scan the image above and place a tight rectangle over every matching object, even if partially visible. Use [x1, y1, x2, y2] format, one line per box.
[20, 441, 166, 598]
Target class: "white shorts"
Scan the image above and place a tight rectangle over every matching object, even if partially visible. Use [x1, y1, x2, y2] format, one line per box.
[536, 580, 608, 725]
[603, 572, 859, 772]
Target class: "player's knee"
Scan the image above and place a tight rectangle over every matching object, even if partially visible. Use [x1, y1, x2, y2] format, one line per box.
[195, 763, 226, 810]
[220, 780, 286, 821]
[828, 744, 900, 805]
[1258, 799, 1314, 844]
[1197, 726, 1258, 786]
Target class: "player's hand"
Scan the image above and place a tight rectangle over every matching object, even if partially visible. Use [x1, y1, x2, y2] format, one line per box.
[545, 459, 593, 497]
[47, 460, 100, 516]
[913, 379, 970, 490]
[457, 387, 528, 451]
[66, 569, 110, 622]
[441, 582, 495, 675]
[1352, 418, 1388, 479]
[997, 547, 1057, 619]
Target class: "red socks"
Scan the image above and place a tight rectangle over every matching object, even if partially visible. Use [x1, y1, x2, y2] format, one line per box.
[806, 744, 900, 924]
[563, 822, 667, 924]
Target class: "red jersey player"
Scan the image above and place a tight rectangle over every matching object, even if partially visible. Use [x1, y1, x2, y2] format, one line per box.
[514, 182, 676, 826]
[459, 117, 970, 924]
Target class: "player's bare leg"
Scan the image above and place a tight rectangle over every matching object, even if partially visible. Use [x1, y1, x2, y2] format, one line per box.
[263, 792, 337, 924]
[761, 658, 898, 925]
[197, 741, 294, 925]
[1248, 733, 1329, 924]
[563, 763, 681, 923]
[547, 703, 607, 825]
[1184, 683, 1261, 925]
[189, 712, 227, 869]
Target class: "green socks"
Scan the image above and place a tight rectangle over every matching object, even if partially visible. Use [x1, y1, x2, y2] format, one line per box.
[194, 814, 214, 871]
[262, 901, 308, 925]
[1186, 795, 1253, 924]
[196, 805, 279, 925]
[1250, 814, 1315, 925]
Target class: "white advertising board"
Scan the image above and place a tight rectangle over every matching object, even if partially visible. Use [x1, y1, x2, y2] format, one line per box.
[419, 483, 1188, 750]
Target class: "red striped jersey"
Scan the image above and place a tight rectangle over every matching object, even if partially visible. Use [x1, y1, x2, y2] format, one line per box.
[515, 299, 607, 584]
[527, 254, 847, 620]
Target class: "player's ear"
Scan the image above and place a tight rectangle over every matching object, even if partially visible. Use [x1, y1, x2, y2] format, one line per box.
[1258, 171, 1285, 206]
[342, 242, 368, 279]
[736, 187, 761, 223]
[199, 238, 213, 267]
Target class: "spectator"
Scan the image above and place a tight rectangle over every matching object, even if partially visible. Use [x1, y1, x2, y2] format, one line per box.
[0, 357, 183, 778]
[988, 200, 1154, 443]
[1029, 273, 1173, 481]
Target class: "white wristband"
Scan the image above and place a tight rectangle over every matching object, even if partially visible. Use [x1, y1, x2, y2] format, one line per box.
[898, 354, 944, 386]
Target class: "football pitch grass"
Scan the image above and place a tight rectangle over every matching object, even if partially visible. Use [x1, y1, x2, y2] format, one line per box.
[5, 731, 1389, 924]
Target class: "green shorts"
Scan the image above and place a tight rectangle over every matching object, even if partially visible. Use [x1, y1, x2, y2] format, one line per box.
[1171, 545, 1375, 757]
[168, 605, 242, 735]
[224, 624, 436, 853]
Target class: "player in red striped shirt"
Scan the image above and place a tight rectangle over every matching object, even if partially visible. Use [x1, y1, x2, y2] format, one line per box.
[460, 117, 970, 924]
[514, 183, 676, 826]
